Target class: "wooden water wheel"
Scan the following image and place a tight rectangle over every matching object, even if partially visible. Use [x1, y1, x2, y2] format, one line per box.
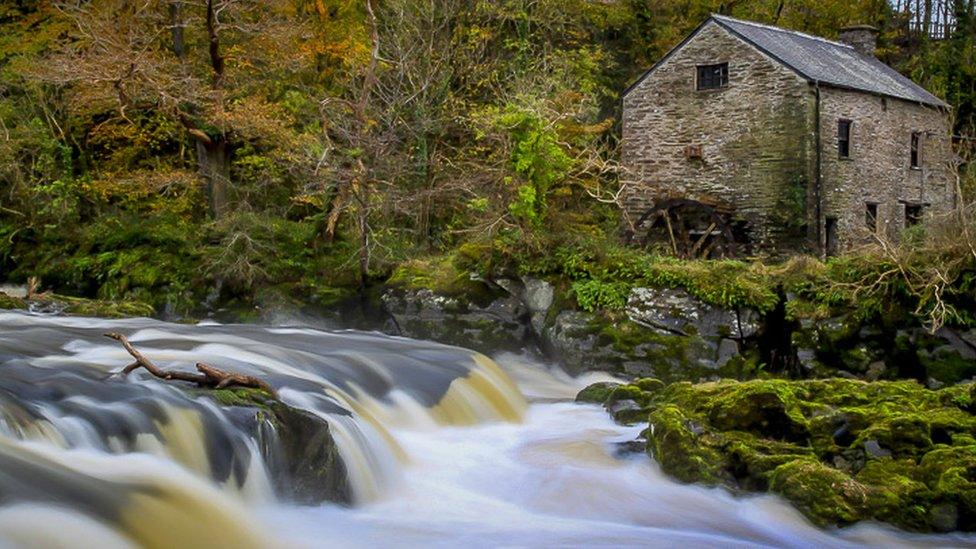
[627, 198, 739, 259]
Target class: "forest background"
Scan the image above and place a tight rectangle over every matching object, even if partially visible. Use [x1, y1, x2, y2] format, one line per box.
[0, 0, 973, 320]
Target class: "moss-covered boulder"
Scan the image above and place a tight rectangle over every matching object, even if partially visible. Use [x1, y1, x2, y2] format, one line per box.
[199, 387, 351, 505]
[597, 377, 976, 532]
[577, 379, 665, 424]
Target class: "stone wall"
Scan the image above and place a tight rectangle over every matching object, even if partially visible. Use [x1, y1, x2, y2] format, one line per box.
[621, 21, 817, 252]
[818, 88, 954, 251]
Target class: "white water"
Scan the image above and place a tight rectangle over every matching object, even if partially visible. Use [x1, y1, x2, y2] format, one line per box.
[1, 313, 975, 547]
[260, 354, 976, 548]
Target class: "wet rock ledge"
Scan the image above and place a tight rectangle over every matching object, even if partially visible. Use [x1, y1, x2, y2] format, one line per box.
[201, 387, 351, 505]
[579, 378, 976, 532]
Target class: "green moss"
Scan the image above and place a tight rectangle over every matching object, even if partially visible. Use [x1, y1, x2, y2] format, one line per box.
[201, 386, 276, 408]
[0, 291, 154, 318]
[0, 292, 26, 309]
[626, 378, 976, 532]
[634, 378, 665, 393]
[705, 381, 808, 442]
[58, 295, 155, 318]
[647, 405, 726, 484]
[769, 459, 867, 526]
[575, 382, 619, 404]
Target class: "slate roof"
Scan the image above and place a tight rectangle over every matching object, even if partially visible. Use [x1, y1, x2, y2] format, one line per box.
[625, 15, 948, 109]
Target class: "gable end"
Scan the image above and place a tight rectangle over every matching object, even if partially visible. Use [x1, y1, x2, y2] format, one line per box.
[622, 17, 810, 99]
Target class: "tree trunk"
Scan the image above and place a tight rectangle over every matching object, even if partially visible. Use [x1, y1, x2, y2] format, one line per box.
[196, 138, 230, 218]
[170, 1, 185, 58]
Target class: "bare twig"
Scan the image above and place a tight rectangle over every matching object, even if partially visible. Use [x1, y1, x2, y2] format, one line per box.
[105, 332, 277, 398]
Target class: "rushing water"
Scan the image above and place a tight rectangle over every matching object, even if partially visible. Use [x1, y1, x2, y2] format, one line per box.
[0, 311, 974, 548]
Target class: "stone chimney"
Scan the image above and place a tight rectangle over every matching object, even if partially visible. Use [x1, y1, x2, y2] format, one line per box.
[839, 25, 879, 57]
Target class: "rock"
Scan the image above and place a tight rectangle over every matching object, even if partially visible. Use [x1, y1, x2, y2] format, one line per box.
[863, 440, 892, 459]
[575, 382, 620, 404]
[521, 277, 554, 315]
[607, 399, 645, 424]
[796, 348, 818, 372]
[706, 384, 808, 442]
[865, 361, 887, 381]
[937, 328, 976, 360]
[625, 287, 754, 339]
[634, 378, 665, 393]
[716, 338, 739, 368]
[631, 378, 976, 532]
[613, 439, 646, 456]
[381, 287, 529, 354]
[928, 377, 946, 390]
[737, 309, 762, 339]
[769, 460, 864, 526]
[929, 503, 959, 532]
[623, 361, 655, 377]
[207, 388, 351, 504]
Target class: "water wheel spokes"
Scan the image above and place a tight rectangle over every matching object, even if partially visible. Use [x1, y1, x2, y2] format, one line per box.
[628, 199, 738, 259]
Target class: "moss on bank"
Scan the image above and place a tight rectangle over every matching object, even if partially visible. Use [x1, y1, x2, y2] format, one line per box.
[0, 291, 154, 318]
[581, 377, 976, 532]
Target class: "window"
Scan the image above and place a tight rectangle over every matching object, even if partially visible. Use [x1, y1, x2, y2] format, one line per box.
[825, 217, 839, 257]
[905, 204, 923, 227]
[838, 119, 852, 158]
[910, 132, 921, 168]
[865, 203, 878, 232]
[696, 63, 728, 90]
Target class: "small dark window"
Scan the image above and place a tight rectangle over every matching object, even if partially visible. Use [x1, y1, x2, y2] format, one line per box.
[910, 132, 921, 168]
[865, 203, 878, 232]
[905, 204, 923, 227]
[838, 119, 852, 158]
[697, 63, 728, 90]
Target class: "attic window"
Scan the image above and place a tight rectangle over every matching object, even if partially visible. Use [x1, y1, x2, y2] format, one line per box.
[696, 63, 728, 90]
[838, 119, 852, 158]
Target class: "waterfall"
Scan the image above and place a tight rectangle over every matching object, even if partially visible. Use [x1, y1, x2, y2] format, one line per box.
[0, 311, 526, 545]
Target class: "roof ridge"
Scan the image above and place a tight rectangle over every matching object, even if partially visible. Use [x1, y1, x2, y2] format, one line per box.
[710, 14, 853, 50]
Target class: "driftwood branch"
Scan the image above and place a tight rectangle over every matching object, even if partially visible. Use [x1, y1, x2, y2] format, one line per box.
[104, 332, 277, 398]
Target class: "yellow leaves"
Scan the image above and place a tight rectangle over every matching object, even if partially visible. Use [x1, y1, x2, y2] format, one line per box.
[291, 193, 326, 209]
[84, 169, 204, 215]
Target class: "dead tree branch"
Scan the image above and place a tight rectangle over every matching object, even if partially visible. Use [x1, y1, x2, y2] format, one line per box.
[105, 332, 277, 398]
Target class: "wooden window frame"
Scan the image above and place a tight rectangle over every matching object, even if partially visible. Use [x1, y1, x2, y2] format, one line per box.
[838, 119, 852, 159]
[865, 202, 878, 233]
[910, 131, 921, 169]
[905, 204, 923, 228]
[696, 63, 729, 91]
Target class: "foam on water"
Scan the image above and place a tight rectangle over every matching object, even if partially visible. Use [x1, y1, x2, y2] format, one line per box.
[0, 311, 975, 547]
[264, 354, 976, 548]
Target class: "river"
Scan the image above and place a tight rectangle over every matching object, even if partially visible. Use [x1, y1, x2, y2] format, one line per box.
[0, 311, 972, 548]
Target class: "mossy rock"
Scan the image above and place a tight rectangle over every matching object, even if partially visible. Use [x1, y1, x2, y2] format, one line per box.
[768, 459, 870, 526]
[622, 377, 976, 532]
[197, 387, 351, 505]
[0, 292, 26, 309]
[706, 383, 808, 442]
[575, 382, 620, 404]
[647, 405, 727, 484]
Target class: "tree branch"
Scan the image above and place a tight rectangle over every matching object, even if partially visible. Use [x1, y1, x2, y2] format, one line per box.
[105, 332, 277, 398]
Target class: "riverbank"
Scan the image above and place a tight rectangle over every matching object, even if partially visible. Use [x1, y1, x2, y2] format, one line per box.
[578, 376, 976, 533]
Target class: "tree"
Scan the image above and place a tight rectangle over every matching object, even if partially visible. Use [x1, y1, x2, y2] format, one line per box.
[37, 0, 319, 217]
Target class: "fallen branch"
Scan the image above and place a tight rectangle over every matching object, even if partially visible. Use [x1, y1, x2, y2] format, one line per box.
[105, 332, 277, 398]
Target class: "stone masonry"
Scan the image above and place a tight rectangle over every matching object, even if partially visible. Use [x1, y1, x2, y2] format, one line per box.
[622, 16, 954, 256]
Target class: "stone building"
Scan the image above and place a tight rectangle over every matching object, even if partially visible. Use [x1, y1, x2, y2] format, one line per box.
[621, 15, 955, 256]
